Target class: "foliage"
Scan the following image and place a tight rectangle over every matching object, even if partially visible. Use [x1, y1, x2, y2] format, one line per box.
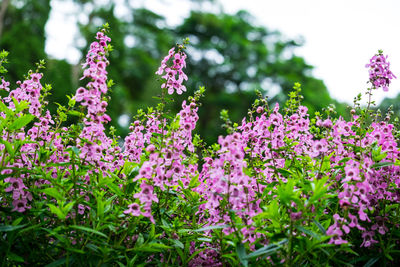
[175, 10, 349, 143]
[0, 0, 49, 80]
[73, 2, 348, 143]
[0, 0, 76, 118]
[0, 26, 400, 267]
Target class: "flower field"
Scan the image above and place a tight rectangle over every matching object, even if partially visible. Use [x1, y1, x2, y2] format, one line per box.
[0, 25, 399, 266]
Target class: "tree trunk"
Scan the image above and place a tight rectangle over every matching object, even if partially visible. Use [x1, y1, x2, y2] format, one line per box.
[0, 0, 10, 41]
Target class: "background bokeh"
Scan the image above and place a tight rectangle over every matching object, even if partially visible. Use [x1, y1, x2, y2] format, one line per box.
[1, 0, 399, 144]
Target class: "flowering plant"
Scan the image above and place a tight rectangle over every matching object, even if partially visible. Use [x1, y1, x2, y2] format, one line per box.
[366, 50, 396, 92]
[0, 25, 399, 266]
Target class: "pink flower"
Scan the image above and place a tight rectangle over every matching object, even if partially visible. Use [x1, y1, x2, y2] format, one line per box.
[361, 231, 378, 247]
[290, 211, 302, 221]
[365, 51, 396, 91]
[12, 199, 28, 213]
[156, 47, 188, 95]
[4, 178, 26, 193]
[0, 78, 10, 91]
[124, 203, 141, 217]
[78, 204, 85, 215]
[134, 183, 158, 204]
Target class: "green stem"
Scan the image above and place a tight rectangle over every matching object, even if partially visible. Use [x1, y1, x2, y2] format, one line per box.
[287, 221, 294, 267]
[0, 131, 9, 167]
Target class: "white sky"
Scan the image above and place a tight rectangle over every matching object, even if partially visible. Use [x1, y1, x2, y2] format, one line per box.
[45, 0, 400, 104]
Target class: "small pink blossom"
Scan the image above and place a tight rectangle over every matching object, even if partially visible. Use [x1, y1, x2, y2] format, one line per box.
[366, 51, 396, 91]
[124, 203, 141, 217]
[156, 47, 188, 95]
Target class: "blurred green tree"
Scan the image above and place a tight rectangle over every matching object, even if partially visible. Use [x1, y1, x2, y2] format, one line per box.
[174, 10, 347, 143]
[378, 94, 400, 119]
[76, 3, 347, 143]
[0, 0, 75, 115]
[1, 0, 348, 143]
[0, 0, 50, 79]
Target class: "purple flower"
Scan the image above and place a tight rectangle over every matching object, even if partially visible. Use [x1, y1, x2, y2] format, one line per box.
[12, 199, 28, 213]
[366, 51, 396, 91]
[0, 78, 10, 91]
[156, 47, 188, 95]
[124, 203, 141, 217]
[361, 231, 378, 247]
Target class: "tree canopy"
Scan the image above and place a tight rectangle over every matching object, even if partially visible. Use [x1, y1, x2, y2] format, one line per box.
[1, 0, 351, 143]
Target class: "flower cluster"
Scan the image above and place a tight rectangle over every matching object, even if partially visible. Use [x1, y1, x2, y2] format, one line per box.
[4, 73, 43, 116]
[123, 99, 200, 223]
[0, 72, 49, 214]
[155, 47, 188, 94]
[365, 51, 396, 91]
[74, 30, 122, 174]
[0, 78, 10, 92]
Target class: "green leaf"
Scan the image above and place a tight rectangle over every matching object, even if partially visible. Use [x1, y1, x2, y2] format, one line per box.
[384, 252, 393, 261]
[309, 176, 329, 204]
[96, 196, 105, 219]
[18, 223, 43, 235]
[69, 225, 108, 238]
[47, 204, 66, 220]
[174, 177, 184, 189]
[175, 247, 185, 263]
[12, 217, 23, 226]
[236, 243, 248, 267]
[66, 247, 85, 254]
[42, 188, 65, 202]
[67, 110, 82, 117]
[63, 201, 75, 214]
[277, 179, 298, 206]
[371, 161, 394, 169]
[161, 218, 171, 230]
[7, 252, 25, 262]
[363, 257, 380, 267]
[197, 237, 212, 242]
[171, 239, 184, 249]
[101, 178, 123, 197]
[312, 219, 327, 235]
[245, 246, 280, 259]
[15, 101, 29, 113]
[0, 224, 26, 232]
[295, 225, 320, 239]
[320, 154, 332, 173]
[171, 116, 181, 130]
[0, 100, 11, 114]
[9, 114, 35, 130]
[86, 244, 99, 253]
[134, 242, 172, 252]
[67, 97, 76, 108]
[372, 144, 387, 162]
[44, 258, 67, 267]
[189, 174, 200, 188]
[221, 253, 238, 264]
[148, 224, 155, 239]
[194, 224, 230, 232]
[71, 146, 80, 155]
[43, 227, 69, 244]
[135, 233, 145, 246]
[245, 239, 287, 259]
[127, 255, 139, 267]
[0, 139, 14, 157]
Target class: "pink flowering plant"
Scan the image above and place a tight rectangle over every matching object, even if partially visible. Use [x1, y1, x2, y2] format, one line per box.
[0, 24, 400, 266]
